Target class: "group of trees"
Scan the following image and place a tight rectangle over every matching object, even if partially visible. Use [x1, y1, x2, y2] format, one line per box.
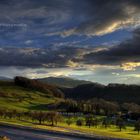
[0, 107, 140, 134]
[0, 109, 62, 126]
[67, 116, 110, 128]
[66, 115, 140, 133]
[58, 98, 140, 117]
[56, 98, 140, 134]
[29, 111, 62, 125]
[63, 83, 140, 103]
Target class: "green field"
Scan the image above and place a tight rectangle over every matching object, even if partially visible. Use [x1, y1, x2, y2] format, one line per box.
[0, 81, 58, 111]
[0, 117, 140, 140]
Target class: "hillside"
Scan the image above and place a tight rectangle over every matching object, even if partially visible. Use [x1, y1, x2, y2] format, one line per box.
[0, 80, 62, 111]
[37, 77, 92, 88]
[0, 76, 140, 111]
[62, 83, 140, 103]
[15, 76, 64, 98]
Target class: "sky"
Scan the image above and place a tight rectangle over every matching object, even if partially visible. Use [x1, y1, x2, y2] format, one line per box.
[0, 0, 140, 84]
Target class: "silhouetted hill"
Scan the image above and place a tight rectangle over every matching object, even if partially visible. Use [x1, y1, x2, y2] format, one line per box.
[37, 77, 92, 88]
[62, 83, 140, 103]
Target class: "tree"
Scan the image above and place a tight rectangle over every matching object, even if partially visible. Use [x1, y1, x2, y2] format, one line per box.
[122, 103, 140, 113]
[135, 119, 140, 134]
[90, 98, 101, 115]
[92, 118, 99, 128]
[66, 117, 73, 126]
[66, 99, 79, 113]
[85, 115, 93, 128]
[30, 111, 46, 125]
[76, 119, 83, 127]
[102, 118, 110, 128]
[46, 112, 62, 126]
[5, 110, 14, 119]
[100, 99, 119, 116]
[116, 117, 126, 131]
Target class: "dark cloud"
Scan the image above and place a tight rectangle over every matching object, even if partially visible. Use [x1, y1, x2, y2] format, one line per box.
[0, 0, 140, 69]
[0, 47, 88, 68]
[1, 27, 140, 68]
[0, 0, 140, 37]
[83, 28, 140, 65]
[63, 0, 140, 36]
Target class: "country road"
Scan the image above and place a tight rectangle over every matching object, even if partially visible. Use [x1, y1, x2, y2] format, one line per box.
[0, 124, 125, 140]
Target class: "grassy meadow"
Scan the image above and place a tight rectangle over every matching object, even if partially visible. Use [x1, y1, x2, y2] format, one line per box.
[0, 116, 140, 140]
[0, 81, 57, 111]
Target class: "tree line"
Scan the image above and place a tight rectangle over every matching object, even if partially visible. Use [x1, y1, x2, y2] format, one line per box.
[63, 83, 140, 103]
[57, 98, 140, 117]
[0, 109, 63, 126]
[0, 108, 140, 134]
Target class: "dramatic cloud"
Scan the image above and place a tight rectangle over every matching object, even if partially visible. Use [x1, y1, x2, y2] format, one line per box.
[0, 0, 140, 84]
[0, 0, 140, 37]
[62, 0, 140, 36]
[83, 28, 140, 70]
[1, 27, 140, 71]
[0, 47, 92, 68]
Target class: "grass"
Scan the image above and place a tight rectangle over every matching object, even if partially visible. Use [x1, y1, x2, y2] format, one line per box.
[0, 81, 58, 111]
[61, 123, 140, 140]
[0, 118, 140, 140]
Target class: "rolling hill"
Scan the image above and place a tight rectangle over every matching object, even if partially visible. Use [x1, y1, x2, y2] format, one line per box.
[37, 77, 92, 88]
[62, 83, 140, 103]
[0, 77, 64, 111]
[15, 76, 64, 98]
[0, 76, 140, 112]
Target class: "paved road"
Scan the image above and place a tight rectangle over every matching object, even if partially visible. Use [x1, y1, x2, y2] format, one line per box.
[0, 124, 125, 140]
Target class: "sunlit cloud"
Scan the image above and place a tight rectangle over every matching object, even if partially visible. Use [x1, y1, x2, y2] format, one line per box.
[121, 62, 140, 71]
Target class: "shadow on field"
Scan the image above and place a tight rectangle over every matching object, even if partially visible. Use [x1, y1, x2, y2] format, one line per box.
[127, 132, 139, 135]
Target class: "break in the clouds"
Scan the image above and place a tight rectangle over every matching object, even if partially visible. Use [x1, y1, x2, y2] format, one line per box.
[83, 28, 140, 70]
[0, 0, 140, 84]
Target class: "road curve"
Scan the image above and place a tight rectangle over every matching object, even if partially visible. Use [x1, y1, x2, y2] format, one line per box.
[0, 123, 125, 140]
